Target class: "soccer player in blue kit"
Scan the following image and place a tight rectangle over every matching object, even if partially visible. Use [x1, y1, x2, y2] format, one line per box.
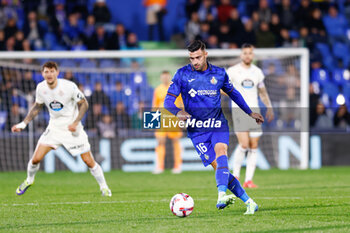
[164, 40, 264, 215]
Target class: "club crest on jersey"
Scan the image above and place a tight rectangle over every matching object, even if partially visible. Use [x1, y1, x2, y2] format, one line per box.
[49, 100, 64, 111]
[210, 76, 217, 85]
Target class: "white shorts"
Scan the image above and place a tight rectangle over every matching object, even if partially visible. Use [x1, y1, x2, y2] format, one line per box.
[38, 125, 91, 156]
[232, 108, 263, 138]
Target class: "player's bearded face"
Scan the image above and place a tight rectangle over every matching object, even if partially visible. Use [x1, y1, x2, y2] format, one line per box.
[42, 67, 59, 85]
[241, 48, 254, 65]
[189, 49, 208, 71]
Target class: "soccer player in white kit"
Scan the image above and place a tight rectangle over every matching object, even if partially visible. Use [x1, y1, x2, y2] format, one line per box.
[227, 44, 274, 188]
[12, 61, 112, 196]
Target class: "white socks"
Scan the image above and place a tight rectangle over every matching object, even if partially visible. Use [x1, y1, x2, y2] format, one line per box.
[245, 148, 258, 182]
[233, 145, 247, 178]
[89, 163, 108, 190]
[26, 159, 40, 184]
[244, 198, 254, 204]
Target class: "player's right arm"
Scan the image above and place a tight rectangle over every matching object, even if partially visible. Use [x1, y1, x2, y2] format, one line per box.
[11, 102, 44, 132]
[164, 71, 191, 121]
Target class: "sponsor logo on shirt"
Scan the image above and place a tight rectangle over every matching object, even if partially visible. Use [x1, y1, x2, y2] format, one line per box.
[241, 79, 254, 88]
[188, 88, 217, 97]
[49, 100, 64, 111]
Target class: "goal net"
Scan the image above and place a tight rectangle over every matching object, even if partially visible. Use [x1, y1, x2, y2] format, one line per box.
[0, 49, 309, 172]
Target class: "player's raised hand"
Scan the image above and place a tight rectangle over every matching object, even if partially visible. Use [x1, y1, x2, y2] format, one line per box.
[68, 122, 78, 132]
[176, 110, 191, 121]
[250, 112, 264, 125]
[11, 122, 27, 133]
[266, 108, 274, 123]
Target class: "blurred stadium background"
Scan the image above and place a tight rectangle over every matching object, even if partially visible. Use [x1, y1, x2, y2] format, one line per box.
[0, 0, 350, 173]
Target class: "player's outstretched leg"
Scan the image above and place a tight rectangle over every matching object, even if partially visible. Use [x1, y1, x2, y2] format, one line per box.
[227, 173, 258, 215]
[215, 155, 235, 209]
[82, 152, 112, 197]
[16, 159, 40, 195]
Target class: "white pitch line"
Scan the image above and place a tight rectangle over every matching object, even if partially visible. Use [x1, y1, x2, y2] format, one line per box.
[2, 196, 350, 207]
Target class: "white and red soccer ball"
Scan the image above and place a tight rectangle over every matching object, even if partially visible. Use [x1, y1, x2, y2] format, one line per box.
[169, 193, 194, 217]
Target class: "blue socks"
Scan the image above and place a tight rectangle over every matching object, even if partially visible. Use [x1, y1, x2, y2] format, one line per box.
[216, 155, 229, 193]
[228, 173, 250, 203]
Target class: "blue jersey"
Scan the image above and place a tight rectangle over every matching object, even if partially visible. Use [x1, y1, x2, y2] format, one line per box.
[165, 63, 239, 137]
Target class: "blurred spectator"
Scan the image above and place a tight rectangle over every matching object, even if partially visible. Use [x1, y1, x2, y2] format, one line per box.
[333, 104, 350, 128]
[49, 1, 66, 37]
[276, 0, 295, 30]
[185, 0, 200, 20]
[0, 30, 5, 50]
[89, 81, 111, 110]
[97, 114, 116, 138]
[307, 8, 326, 38]
[107, 23, 129, 50]
[240, 19, 256, 46]
[206, 34, 219, 48]
[114, 101, 131, 130]
[14, 30, 24, 50]
[311, 102, 333, 129]
[6, 36, 15, 50]
[323, 5, 349, 45]
[251, 11, 260, 32]
[198, 0, 217, 22]
[196, 21, 211, 42]
[4, 17, 17, 40]
[269, 13, 282, 39]
[63, 70, 79, 85]
[83, 15, 95, 39]
[257, 0, 272, 23]
[278, 28, 293, 47]
[256, 21, 275, 48]
[62, 13, 83, 49]
[217, 23, 232, 49]
[296, 0, 313, 28]
[87, 25, 108, 50]
[309, 83, 320, 126]
[131, 101, 145, 129]
[143, 0, 167, 41]
[217, 0, 234, 24]
[185, 12, 200, 43]
[85, 103, 103, 132]
[121, 33, 143, 66]
[92, 0, 111, 24]
[17, 70, 36, 94]
[6, 103, 25, 131]
[227, 8, 244, 46]
[23, 11, 45, 50]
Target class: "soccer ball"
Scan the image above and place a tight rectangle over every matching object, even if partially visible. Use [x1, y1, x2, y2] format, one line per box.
[169, 193, 194, 217]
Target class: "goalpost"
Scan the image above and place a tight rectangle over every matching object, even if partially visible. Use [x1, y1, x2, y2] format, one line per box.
[0, 48, 309, 171]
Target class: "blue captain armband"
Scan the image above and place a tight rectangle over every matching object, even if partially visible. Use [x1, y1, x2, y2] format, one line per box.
[164, 93, 181, 116]
[226, 87, 252, 115]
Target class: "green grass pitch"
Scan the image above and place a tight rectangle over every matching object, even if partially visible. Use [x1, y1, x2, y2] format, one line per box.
[0, 167, 349, 232]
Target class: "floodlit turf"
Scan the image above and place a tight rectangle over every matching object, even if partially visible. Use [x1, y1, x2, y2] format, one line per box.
[0, 167, 349, 233]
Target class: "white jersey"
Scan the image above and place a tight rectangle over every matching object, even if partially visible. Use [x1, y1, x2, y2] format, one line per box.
[227, 63, 265, 108]
[35, 79, 85, 128]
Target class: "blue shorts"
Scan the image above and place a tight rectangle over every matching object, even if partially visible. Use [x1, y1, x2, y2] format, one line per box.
[191, 131, 230, 167]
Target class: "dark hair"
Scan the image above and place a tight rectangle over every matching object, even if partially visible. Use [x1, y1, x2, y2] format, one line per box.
[241, 43, 254, 49]
[41, 61, 58, 71]
[161, 70, 170, 74]
[187, 40, 206, 52]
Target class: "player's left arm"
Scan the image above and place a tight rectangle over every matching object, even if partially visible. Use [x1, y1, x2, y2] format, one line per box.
[222, 72, 264, 124]
[68, 98, 88, 132]
[258, 83, 274, 122]
[68, 84, 88, 132]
